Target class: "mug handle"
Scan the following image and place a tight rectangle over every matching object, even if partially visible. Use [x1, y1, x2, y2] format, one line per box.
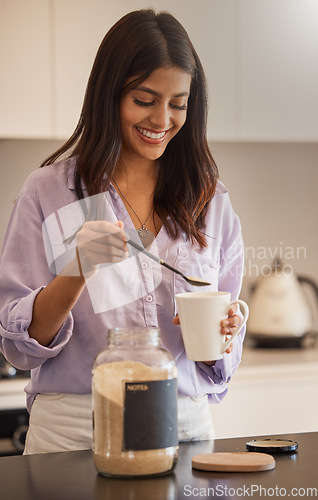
[222, 299, 249, 353]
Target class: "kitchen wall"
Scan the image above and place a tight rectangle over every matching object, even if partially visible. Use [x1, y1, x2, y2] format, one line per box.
[1, 138, 317, 301]
[211, 141, 318, 297]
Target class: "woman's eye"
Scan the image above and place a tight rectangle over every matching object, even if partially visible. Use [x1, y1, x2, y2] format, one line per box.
[133, 98, 154, 107]
[170, 103, 187, 111]
[133, 97, 187, 110]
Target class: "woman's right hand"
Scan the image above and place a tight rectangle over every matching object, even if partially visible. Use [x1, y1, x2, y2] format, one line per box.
[30, 220, 127, 345]
[76, 220, 128, 278]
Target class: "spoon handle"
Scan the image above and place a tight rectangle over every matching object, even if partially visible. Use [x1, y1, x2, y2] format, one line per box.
[126, 238, 186, 279]
[158, 258, 186, 279]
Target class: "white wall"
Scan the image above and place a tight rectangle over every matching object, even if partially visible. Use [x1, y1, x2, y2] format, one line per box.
[0, 139, 64, 246]
[212, 141, 318, 295]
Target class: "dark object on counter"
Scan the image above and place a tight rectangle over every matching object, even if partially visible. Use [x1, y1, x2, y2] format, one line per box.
[246, 438, 298, 454]
[247, 331, 317, 349]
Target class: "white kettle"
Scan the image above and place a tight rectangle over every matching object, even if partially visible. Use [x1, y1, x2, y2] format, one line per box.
[247, 259, 318, 346]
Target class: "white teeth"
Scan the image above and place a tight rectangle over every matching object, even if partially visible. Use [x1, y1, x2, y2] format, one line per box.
[137, 127, 166, 139]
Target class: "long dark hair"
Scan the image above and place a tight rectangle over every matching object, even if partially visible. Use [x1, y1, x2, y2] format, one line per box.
[41, 9, 218, 247]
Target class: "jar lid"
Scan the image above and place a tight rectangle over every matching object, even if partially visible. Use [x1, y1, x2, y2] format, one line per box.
[246, 438, 298, 453]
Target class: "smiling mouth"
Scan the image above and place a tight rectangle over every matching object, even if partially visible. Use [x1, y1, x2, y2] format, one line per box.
[136, 126, 168, 140]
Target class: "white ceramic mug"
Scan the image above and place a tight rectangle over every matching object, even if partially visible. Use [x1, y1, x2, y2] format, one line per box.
[175, 291, 249, 361]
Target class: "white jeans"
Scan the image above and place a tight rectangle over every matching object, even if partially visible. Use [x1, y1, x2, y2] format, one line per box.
[24, 393, 215, 455]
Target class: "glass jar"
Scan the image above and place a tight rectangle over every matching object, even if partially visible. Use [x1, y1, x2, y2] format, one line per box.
[92, 327, 178, 478]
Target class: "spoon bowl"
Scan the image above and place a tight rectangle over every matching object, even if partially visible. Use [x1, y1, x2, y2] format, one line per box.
[183, 276, 212, 287]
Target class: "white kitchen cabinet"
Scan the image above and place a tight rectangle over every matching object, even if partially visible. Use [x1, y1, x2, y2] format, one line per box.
[53, 0, 318, 142]
[211, 347, 318, 439]
[1, 1, 317, 141]
[52, 0, 114, 139]
[238, 0, 318, 141]
[0, 0, 52, 138]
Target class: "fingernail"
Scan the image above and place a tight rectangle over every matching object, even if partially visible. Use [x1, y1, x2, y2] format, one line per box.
[122, 231, 129, 242]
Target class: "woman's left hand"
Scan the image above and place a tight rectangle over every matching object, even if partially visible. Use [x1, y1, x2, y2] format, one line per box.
[172, 304, 242, 356]
[220, 304, 241, 354]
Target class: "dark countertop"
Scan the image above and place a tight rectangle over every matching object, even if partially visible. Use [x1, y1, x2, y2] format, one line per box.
[0, 432, 317, 499]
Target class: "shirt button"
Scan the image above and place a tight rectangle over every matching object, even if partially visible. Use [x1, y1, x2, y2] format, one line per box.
[141, 262, 149, 269]
[145, 295, 153, 302]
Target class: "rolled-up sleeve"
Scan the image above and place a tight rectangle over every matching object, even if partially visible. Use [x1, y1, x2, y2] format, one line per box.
[0, 174, 73, 370]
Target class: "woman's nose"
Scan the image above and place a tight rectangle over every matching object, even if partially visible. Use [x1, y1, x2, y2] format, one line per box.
[149, 104, 172, 130]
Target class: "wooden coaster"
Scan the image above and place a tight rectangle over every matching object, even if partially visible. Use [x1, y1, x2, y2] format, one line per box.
[192, 452, 275, 472]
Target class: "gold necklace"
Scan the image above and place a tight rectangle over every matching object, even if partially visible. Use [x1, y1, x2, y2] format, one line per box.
[113, 180, 153, 239]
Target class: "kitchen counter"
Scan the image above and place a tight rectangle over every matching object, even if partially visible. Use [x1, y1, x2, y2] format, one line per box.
[211, 340, 318, 438]
[241, 335, 318, 368]
[0, 432, 316, 499]
[0, 377, 29, 410]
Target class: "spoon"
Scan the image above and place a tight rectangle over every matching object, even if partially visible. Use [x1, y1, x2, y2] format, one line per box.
[126, 238, 211, 287]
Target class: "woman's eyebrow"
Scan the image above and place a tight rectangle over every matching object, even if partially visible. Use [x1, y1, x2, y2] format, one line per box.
[134, 86, 189, 98]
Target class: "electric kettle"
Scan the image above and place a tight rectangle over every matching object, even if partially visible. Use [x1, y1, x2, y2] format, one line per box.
[247, 259, 318, 348]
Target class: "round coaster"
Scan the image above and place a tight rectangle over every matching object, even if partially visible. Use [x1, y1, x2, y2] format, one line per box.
[192, 452, 275, 472]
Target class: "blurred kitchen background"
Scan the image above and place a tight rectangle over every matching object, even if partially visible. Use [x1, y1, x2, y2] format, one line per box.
[0, 0, 317, 452]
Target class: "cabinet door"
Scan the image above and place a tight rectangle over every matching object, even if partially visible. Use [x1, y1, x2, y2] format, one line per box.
[53, 0, 125, 139]
[8, 1, 314, 141]
[0, 0, 52, 138]
[211, 363, 318, 438]
[239, 0, 318, 141]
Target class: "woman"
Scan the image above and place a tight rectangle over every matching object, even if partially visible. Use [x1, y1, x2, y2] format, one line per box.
[0, 9, 244, 454]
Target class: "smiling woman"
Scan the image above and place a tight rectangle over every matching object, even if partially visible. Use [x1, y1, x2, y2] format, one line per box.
[0, 9, 245, 455]
[119, 67, 191, 164]
[39, 9, 217, 248]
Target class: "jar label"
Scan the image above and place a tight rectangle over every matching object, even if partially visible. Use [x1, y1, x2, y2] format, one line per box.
[123, 378, 178, 450]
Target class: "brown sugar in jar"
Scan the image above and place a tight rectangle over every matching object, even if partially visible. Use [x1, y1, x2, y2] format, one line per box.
[92, 328, 178, 477]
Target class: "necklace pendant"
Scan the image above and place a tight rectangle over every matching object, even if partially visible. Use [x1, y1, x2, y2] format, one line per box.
[138, 225, 149, 238]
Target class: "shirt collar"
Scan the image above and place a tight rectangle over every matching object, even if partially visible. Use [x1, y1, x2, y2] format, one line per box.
[215, 180, 228, 195]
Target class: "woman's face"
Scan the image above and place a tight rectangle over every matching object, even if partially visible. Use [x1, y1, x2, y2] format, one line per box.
[119, 66, 191, 164]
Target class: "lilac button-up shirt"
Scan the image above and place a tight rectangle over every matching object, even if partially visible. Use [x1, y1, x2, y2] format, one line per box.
[0, 158, 245, 412]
